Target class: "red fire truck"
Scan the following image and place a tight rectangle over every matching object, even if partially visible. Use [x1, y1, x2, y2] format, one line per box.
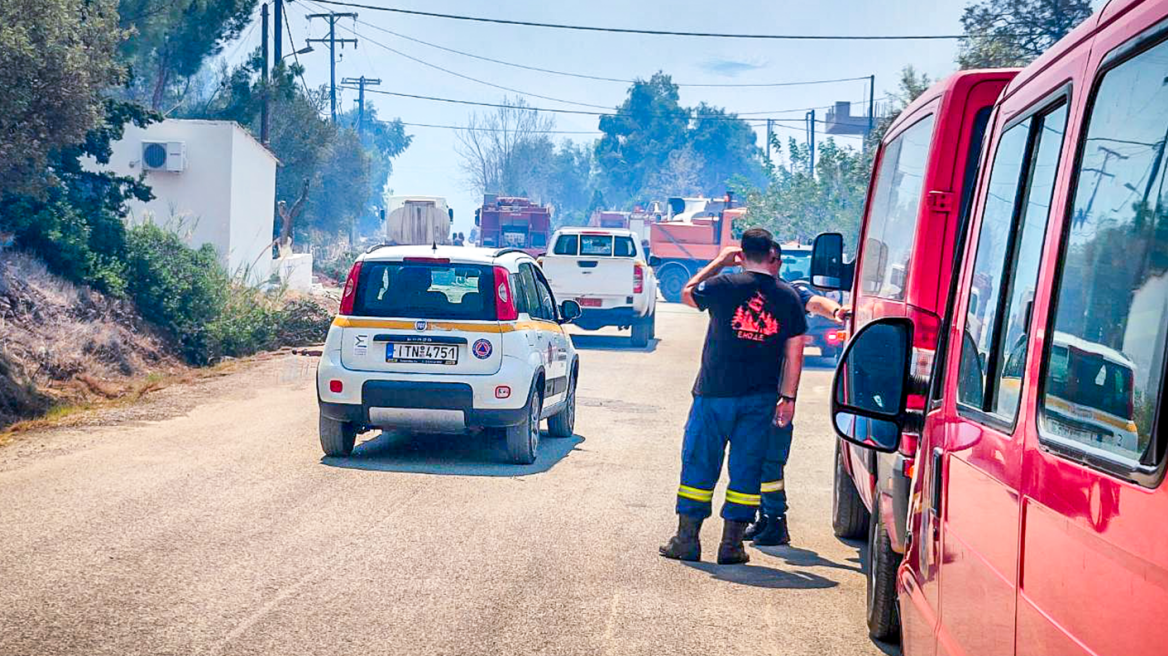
[474, 195, 553, 257]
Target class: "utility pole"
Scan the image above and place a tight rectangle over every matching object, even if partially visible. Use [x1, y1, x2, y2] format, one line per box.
[261, 3, 270, 144]
[867, 74, 876, 151]
[273, 0, 284, 62]
[806, 109, 816, 177]
[341, 76, 382, 134]
[307, 11, 359, 123]
[765, 118, 773, 164]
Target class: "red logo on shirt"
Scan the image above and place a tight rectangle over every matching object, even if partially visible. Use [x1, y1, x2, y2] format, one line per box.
[731, 292, 779, 342]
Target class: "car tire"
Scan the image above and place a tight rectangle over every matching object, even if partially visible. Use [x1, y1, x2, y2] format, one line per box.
[832, 440, 870, 539]
[658, 267, 688, 303]
[547, 368, 577, 438]
[867, 501, 902, 643]
[631, 314, 653, 348]
[505, 385, 542, 464]
[319, 415, 357, 457]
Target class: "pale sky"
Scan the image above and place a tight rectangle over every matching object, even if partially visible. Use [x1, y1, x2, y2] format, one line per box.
[218, 0, 1102, 235]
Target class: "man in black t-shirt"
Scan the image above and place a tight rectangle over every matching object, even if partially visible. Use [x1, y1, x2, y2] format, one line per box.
[660, 228, 807, 565]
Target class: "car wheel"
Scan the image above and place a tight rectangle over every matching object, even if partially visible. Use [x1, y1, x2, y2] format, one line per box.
[505, 385, 542, 464]
[631, 314, 652, 348]
[658, 267, 688, 303]
[319, 414, 357, 457]
[547, 368, 576, 437]
[867, 501, 902, 643]
[832, 440, 870, 539]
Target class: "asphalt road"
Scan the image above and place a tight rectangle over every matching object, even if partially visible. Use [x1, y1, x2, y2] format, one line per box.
[0, 304, 895, 656]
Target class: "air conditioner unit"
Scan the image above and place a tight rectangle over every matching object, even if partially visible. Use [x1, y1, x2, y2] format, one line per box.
[141, 141, 186, 172]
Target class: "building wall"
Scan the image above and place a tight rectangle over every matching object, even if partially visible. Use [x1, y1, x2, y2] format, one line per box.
[94, 120, 277, 284]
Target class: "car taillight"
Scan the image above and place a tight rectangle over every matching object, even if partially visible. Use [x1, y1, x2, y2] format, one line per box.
[633, 263, 644, 294]
[494, 266, 518, 321]
[338, 261, 362, 316]
[827, 329, 846, 344]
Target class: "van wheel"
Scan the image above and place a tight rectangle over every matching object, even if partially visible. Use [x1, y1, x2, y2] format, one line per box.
[832, 440, 870, 539]
[631, 314, 653, 347]
[504, 386, 542, 464]
[547, 369, 576, 437]
[319, 415, 357, 457]
[867, 502, 902, 643]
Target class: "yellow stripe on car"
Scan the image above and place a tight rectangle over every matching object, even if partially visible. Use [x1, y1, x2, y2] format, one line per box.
[333, 316, 564, 335]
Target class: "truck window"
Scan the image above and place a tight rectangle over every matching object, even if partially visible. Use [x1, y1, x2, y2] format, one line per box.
[354, 262, 494, 321]
[860, 114, 936, 301]
[580, 235, 614, 257]
[1040, 38, 1168, 466]
[957, 102, 1069, 422]
[614, 236, 636, 257]
[553, 235, 579, 256]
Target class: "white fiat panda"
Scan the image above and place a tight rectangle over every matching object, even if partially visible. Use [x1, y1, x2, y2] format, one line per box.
[316, 245, 582, 464]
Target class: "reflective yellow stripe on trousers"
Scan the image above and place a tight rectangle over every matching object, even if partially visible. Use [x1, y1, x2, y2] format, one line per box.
[677, 485, 714, 503]
[724, 489, 761, 506]
[760, 480, 785, 493]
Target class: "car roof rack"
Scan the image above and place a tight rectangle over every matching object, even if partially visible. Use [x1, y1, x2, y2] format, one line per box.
[364, 242, 396, 254]
[493, 248, 529, 258]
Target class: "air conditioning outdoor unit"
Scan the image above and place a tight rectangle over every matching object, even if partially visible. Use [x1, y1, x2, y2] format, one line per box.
[141, 141, 186, 172]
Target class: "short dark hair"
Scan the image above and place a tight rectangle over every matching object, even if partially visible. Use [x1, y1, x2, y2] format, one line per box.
[740, 227, 775, 263]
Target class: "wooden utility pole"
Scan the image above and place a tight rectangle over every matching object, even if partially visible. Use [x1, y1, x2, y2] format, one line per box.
[273, 0, 284, 62]
[306, 12, 359, 123]
[806, 110, 816, 177]
[261, 3, 270, 144]
[341, 76, 382, 134]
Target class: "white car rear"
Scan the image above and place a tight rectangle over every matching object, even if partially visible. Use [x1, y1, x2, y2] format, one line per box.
[540, 228, 657, 347]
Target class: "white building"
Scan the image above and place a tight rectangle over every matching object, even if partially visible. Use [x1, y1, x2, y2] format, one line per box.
[93, 119, 279, 284]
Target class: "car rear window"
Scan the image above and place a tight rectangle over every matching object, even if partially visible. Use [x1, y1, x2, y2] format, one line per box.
[614, 236, 636, 257]
[580, 235, 614, 256]
[353, 262, 496, 320]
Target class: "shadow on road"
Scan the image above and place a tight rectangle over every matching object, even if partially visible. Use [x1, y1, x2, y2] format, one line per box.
[569, 334, 659, 353]
[752, 544, 863, 574]
[321, 430, 584, 476]
[680, 561, 838, 590]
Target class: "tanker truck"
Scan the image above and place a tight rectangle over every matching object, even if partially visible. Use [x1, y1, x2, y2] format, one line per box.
[384, 196, 453, 246]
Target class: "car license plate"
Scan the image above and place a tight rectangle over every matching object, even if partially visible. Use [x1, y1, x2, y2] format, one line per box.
[578, 297, 602, 307]
[386, 343, 459, 365]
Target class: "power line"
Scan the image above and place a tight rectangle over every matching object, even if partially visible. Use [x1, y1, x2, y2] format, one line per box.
[400, 121, 600, 135]
[309, 0, 997, 40]
[348, 18, 872, 88]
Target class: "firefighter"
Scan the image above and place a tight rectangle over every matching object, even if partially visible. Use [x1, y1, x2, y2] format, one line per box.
[746, 267, 852, 546]
[659, 228, 808, 565]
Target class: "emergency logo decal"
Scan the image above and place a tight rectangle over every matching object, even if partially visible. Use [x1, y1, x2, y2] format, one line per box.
[354, 334, 368, 356]
[731, 292, 779, 342]
[472, 339, 493, 359]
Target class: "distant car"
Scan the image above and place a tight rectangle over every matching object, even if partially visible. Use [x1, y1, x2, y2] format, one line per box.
[779, 243, 847, 361]
[316, 245, 582, 464]
[540, 227, 658, 347]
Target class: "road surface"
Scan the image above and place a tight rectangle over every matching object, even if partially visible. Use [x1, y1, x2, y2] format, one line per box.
[0, 304, 895, 656]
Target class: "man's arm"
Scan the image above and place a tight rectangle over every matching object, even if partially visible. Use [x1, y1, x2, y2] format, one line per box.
[805, 294, 852, 323]
[774, 336, 805, 428]
[681, 247, 741, 309]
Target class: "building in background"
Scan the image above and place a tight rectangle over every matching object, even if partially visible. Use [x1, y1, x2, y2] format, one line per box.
[90, 119, 279, 285]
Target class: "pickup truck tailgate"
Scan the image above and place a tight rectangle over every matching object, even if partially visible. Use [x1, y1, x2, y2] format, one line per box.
[542, 255, 634, 299]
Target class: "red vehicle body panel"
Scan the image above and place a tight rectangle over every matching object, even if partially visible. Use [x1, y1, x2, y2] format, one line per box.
[843, 71, 1018, 547]
[476, 197, 552, 257]
[892, 2, 1168, 654]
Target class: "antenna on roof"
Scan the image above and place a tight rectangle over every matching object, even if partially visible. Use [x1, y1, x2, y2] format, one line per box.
[432, 241, 438, 252]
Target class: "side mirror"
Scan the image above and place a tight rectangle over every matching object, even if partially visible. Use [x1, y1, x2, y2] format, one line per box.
[811, 232, 847, 290]
[448, 208, 455, 223]
[649, 255, 662, 267]
[559, 299, 582, 324]
[831, 318, 915, 453]
[474, 209, 481, 227]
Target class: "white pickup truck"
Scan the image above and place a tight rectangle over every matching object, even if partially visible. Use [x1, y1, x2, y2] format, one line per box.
[540, 228, 658, 347]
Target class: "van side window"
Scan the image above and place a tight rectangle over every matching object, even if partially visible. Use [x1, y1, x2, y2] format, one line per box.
[1040, 40, 1168, 467]
[860, 114, 936, 301]
[957, 102, 1069, 423]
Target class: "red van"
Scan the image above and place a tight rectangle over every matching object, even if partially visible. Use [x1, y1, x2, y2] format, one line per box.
[811, 70, 1017, 639]
[829, 1, 1168, 653]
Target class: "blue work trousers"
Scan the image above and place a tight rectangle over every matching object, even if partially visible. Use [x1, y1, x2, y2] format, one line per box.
[760, 423, 794, 517]
[676, 392, 777, 522]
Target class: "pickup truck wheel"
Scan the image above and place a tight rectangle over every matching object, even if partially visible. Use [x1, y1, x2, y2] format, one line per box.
[867, 501, 902, 642]
[504, 386, 542, 464]
[658, 267, 688, 303]
[832, 440, 870, 539]
[319, 415, 357, 457]
[547, 369, 576, 437]
[631, 314, 652, 347]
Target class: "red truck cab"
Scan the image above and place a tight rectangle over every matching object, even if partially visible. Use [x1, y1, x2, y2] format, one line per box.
[474, 196, 553, 257]
[813, 69, 1018, 640]
[830, 1, 1168, 652]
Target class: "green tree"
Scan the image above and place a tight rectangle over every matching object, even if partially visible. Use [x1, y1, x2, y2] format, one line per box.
[118, 0, 258, 110]
[595, 72, 689, 204]
[0, 0, 126, 192]
[957, 0, 1093, 69]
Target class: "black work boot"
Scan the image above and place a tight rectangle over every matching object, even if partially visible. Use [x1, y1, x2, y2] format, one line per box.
[716, 520, 751, 565]
[743, 513, 769, 541]
[659, 514, 703, 562]
[751, 514, 791, 546]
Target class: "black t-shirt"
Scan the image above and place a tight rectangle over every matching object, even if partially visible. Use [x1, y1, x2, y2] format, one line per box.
[691, 272, 808, 397]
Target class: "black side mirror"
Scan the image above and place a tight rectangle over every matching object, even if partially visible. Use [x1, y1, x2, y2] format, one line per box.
[831, 318, 915, 453]
[474, 209, 481, 227]
[649, 255, 662, 267]
[559, 299, 582, 324]
[811, 232, 848, 290]
[448, 208, 455, 222]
